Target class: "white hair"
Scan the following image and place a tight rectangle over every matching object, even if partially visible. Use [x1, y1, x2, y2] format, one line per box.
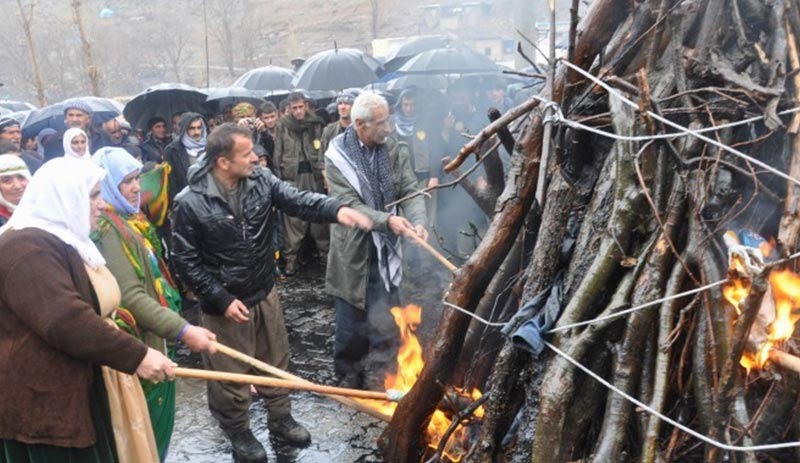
[351, 92, 388, 123]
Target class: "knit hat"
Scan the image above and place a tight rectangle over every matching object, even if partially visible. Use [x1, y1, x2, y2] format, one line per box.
[62, 98, 94, 116]
[0, 154, 31, 180]
[336, 89, 360, 105]
[0, 154, 32, 213]
[147, 116, 166, 131]
[0, 117, 20, 134]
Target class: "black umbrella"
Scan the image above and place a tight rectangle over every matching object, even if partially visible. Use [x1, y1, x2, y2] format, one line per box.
[292, 48, 382, 91]
[203, 87, 264, 113]
[382, 35, 460, 73]
[21, 97, 123, 139]
[397, 46, 499, 75]
[123, 83, 208, 130]
[232, 66, 296, 92]
[386, 74, 450, 91]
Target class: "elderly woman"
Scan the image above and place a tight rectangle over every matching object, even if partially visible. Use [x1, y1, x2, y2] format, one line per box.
[92, 147, 216, 461]
[63, 127, 90, 159]
[0, 157, 174, 462]
[0, 154, 30, 226]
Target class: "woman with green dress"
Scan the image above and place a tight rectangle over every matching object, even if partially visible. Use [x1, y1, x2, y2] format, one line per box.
[92, 147, 217, 462]
[0, 157, 175, 463]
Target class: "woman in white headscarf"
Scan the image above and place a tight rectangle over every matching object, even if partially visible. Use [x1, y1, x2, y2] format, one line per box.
[63, 127, 90, 159]
[0, 154, 31, 227]
[0, 157, 173, 463]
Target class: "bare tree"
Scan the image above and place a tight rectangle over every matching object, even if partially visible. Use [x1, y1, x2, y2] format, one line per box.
[369, 0, 380, 39]
[152, 16, 193, 82]
[207, 0, 237, 75]
[14, 0, 47, 106]
[70, 0, 101, 95]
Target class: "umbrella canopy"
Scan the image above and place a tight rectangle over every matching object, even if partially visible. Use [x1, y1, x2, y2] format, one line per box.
[5, 110, 32, 126]
[377, 73, 450, 92]
[292, 48, 382, 91]
[123, 83, 208, 130]
[21, 97, 123, 139]
[203, 87, 264, 113]
[383, 35, 458, 73]
[232, 66, 296, 92]
[0, 100, 37, 112]
[397, 46, 499, 75]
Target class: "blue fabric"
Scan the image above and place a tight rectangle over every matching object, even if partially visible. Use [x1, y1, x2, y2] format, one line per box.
[503, 271, 564, 355]
[93, 147, 143, 214]
[36, 128, 57, 157]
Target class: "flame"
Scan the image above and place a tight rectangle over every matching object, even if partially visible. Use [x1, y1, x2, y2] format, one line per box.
[358, 304, 484, 462]
[722, 264, 750, 315]
[384, 305, 424, 392]
[768, 270, 800, 342]
[723, 241, 800, 371]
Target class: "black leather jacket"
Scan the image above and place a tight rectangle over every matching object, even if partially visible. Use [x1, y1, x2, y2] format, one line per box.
[171, 156, 341, 315]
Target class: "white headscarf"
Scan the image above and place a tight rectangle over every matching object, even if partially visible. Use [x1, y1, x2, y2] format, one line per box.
[0, 154, 31, 213]
[0, 157, 107, 268]
[63, 127, 90, 159]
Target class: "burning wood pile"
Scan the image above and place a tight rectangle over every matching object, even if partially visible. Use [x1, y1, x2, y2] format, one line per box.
[368, 1, 800, 462]
[359, 304, 485, 462]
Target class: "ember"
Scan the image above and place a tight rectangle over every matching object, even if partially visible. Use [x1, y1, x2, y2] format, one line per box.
[359, 304, 484, 462]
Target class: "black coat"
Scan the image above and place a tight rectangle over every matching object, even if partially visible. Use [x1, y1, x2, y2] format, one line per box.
[141, 135, 169, 163]
[165, 112, 205, 203]
[170, 157, 341, 315]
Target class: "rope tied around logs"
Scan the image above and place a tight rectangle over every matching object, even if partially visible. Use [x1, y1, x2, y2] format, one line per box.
[438, 250, 800, 453]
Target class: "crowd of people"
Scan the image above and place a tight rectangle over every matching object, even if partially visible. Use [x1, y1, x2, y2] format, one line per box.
[0, 76, 518, 463]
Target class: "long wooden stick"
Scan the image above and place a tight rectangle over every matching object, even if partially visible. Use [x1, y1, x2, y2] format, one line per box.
[211, 342, 392, 422]
[406, 231, 459, 273]
[769, 349, 800, 374]
[173, 367, 393, 401]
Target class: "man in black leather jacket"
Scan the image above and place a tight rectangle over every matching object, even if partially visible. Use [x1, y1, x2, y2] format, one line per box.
[171, 123, 371, 463]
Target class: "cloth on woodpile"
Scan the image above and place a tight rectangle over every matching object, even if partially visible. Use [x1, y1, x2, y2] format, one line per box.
[502, 271, 564, 355]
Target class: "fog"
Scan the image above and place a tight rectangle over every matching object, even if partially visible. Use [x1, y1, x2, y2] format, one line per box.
[0, 0, 574, 105]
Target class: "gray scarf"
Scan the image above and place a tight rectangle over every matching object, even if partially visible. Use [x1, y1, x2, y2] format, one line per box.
[341, 126, 395, 218]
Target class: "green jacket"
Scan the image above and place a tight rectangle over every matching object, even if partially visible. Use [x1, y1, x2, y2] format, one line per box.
[95, 217, 187, 353]
[274, 114, 324, 183]
[324, 135, 427, 310]
[319, 120, 348, 161]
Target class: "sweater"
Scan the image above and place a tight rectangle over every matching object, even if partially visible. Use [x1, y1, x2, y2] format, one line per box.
[0, 228, 148, 447]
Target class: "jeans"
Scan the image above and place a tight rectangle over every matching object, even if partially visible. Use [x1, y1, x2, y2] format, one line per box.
[333, 261, 400, 390]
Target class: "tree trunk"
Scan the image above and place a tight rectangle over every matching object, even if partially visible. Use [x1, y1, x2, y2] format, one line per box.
[71, 0, 101, 96]
[15, 0, 46, 106]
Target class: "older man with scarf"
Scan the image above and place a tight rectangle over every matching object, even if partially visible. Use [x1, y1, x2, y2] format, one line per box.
[324, 92, 428, 390]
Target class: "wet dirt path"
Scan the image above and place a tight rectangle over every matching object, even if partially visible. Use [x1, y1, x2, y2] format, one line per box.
[168, 264, 447, 462]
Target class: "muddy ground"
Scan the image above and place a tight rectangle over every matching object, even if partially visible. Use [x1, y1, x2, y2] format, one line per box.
[168, 261, 448, 462]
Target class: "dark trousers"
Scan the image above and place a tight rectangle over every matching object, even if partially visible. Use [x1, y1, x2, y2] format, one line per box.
[201, 288, 291, 433]
[333, 262, 400, 390]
